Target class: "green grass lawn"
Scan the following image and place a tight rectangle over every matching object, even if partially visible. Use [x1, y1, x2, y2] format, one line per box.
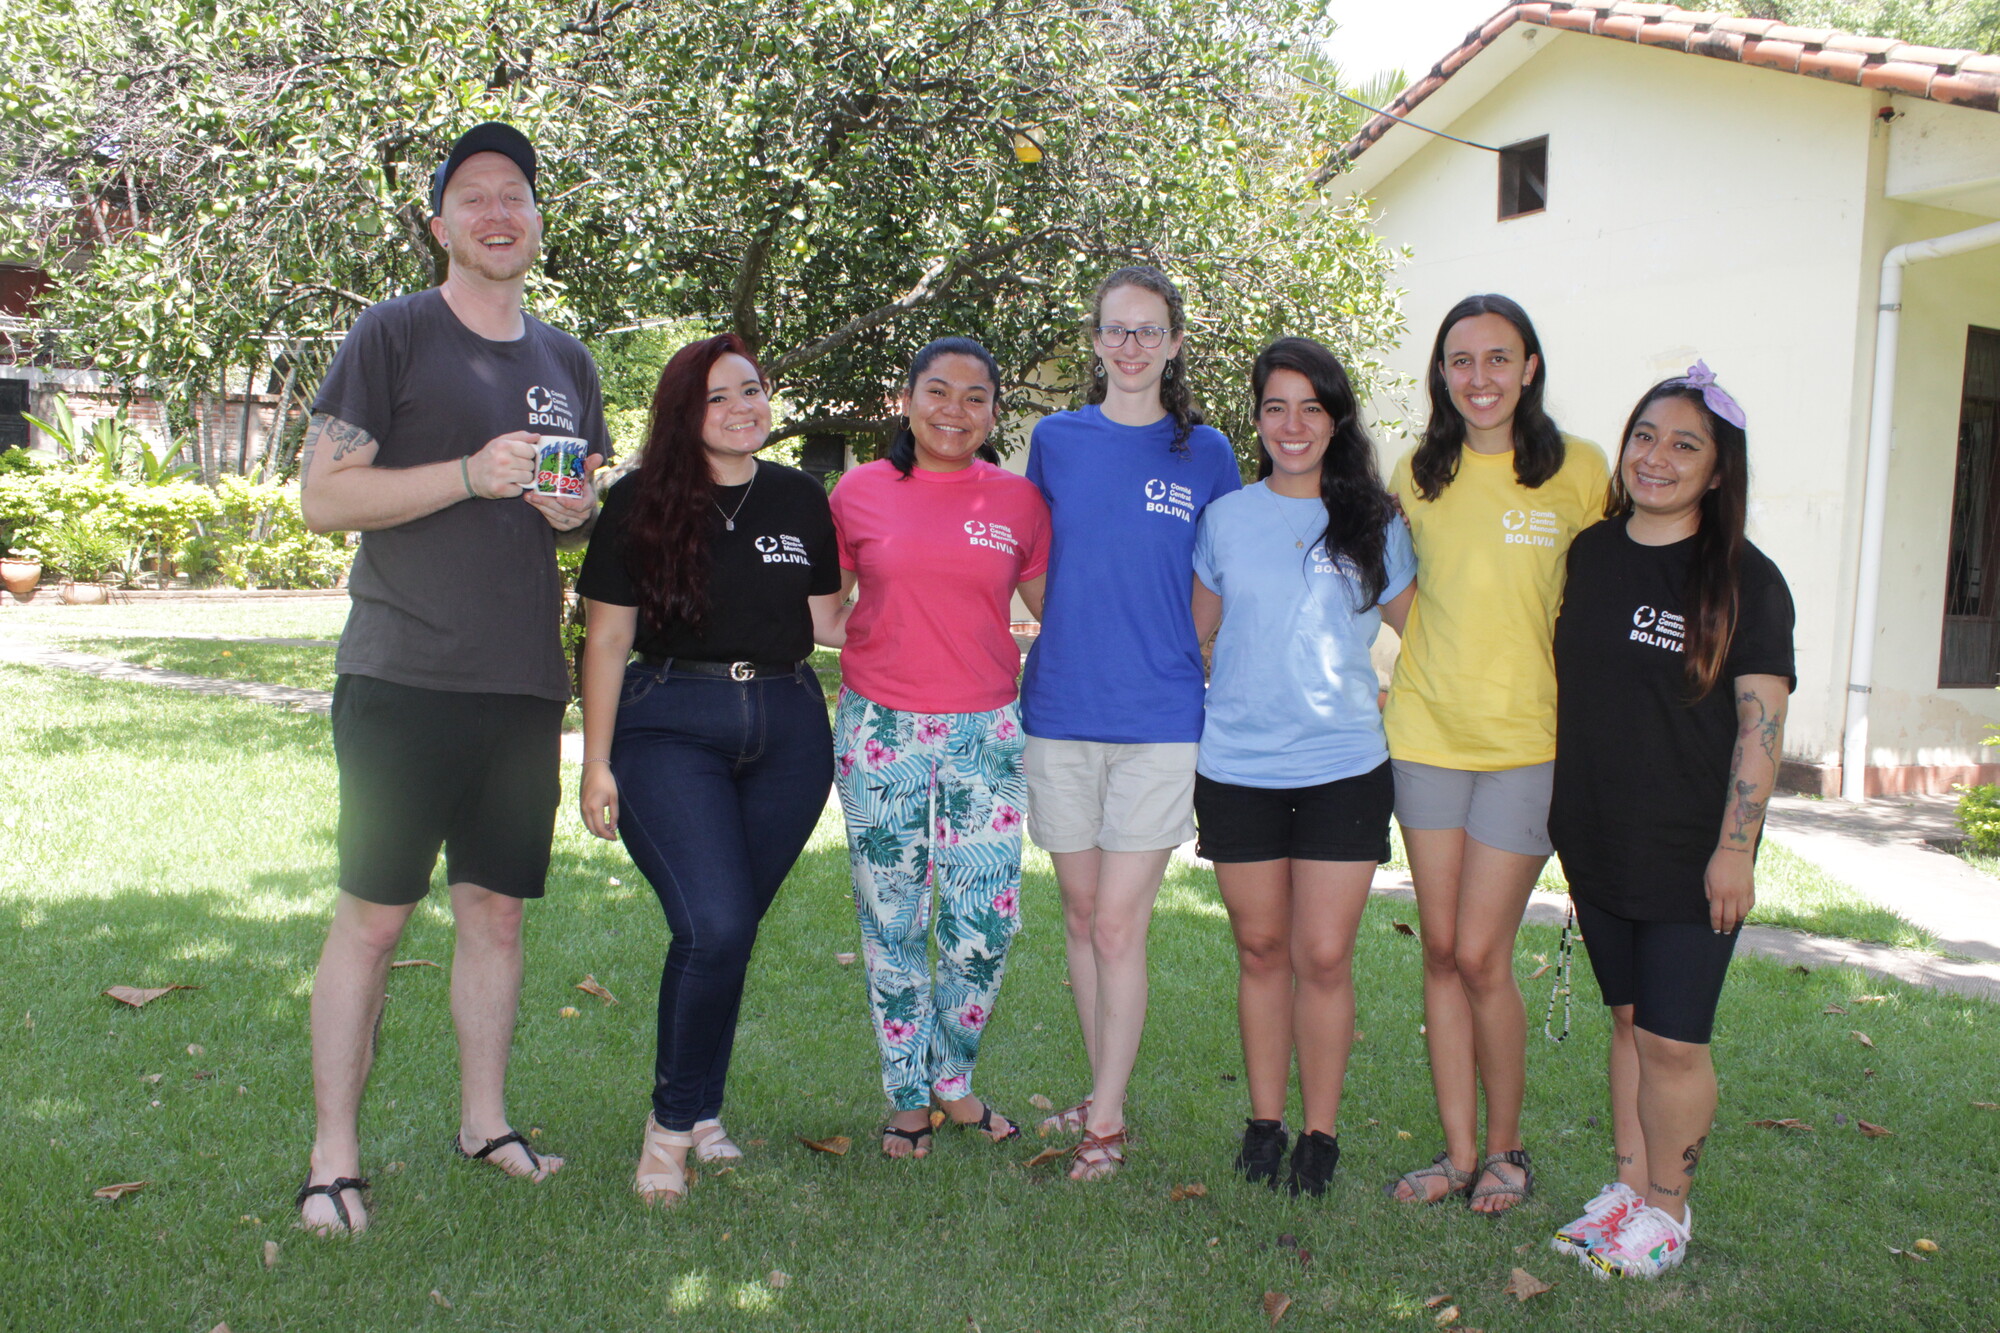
[45, 636, 340, 693]
[4, 663, 1997, 1332]
[1, 596, 352, 640]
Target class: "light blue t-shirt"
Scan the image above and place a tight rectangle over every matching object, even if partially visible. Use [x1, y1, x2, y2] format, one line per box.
[1193, 482, 1416, 787]
[1021, 405, 1243, 743]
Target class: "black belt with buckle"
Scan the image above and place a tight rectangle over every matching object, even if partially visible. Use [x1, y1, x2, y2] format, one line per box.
[636, 656, 802, 682]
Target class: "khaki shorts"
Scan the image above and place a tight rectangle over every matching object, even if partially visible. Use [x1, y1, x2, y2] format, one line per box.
[1024, 737, 1199, 853]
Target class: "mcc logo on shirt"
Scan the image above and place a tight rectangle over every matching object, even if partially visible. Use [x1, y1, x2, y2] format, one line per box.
[1142, 478, 1195, 522]
[753, 533, 812, 566]
[1501, 507, 1559, 548]
[963, 519, 1019, 555]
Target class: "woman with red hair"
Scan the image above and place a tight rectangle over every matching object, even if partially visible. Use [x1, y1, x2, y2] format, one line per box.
[576, 334, 847, 1207]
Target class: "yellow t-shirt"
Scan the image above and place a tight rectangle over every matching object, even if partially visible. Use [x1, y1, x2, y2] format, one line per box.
[1385, 435, 1610, 770]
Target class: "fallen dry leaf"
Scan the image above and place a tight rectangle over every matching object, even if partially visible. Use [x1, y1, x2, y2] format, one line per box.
[1023, 1145, 1068, 1167]
[141, 1073, 163, 1085]
[1392, 921, 1417, 937]
[558, 1006, 580, 1018]
[1889, 1246, 1928, 1262]
[1297, 1248, 1312, 1268]
[1436, 1305, 1461, 1325]
[1365, 1117, 1380, 1127]
[210, 1324, 230, 1333]
[430, 1290, 452, 1308]
[22, 1011, 32, 1030]
[748, 1138, 767, 1146]
[103, 985, 197, 1009]
[1424, 1293, 1452, 1308]
[929, 1109, 947, 1130]
[1973, 1101, 1999, 1110]
[1207, 1237, 1220, 1247]
[608, 877, 621, 887]
[1397, 1129, 1413, 1140]
[1526, 963, 1551, 980]
[1749, 1118, 1815, 1132]
[1504, 1267, 1553, 1301]
[263, 1240, 280, 1269]
[1262, 1291, 1292, 1326]
[767, 1270, 790, 1289]
[186, 1044, 203, 1057]
[575, 974, 618, 1005]
[1856, 994, 1888, 1004]
[382, 1161, 405, 1175]
[1914, 1238, 1940, 1253]
[1864, 1068, 1877, 1078]
[1822, 1004, 1848, 1015]
[1857, 1119, 1894, 1138]
[93, 1181, 147, 1200]
[1168, 1182, 1208, 1201]
[1851, 1030, 1875, 1049]
[389, 959, 438, 969]
[798, 1135, 851, 1156]
[834, 953, 857, 966]
[1791, 964, 1811, 975]
[1029, 1094, 1054, 1110]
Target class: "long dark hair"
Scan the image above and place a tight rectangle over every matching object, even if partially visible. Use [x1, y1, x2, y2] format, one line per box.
[1084, 265, 1201, 458]
[886, 337, 1004, 476]
[625, 333, 763, 634]
[1606, 380, 1749, 701]
[1251, 337, 1393, 610]
[1411, 293, 1565, 500]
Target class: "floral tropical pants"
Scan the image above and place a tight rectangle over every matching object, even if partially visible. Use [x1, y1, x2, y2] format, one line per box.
[833, 687, 1027, 1111]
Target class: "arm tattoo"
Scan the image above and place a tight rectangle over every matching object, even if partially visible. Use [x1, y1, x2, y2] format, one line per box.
[326, 417, 374, 461]
[1726, 778, 1769, 845]
[1681, 1135, 1707, 1177]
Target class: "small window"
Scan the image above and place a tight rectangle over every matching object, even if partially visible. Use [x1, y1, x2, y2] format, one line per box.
[0, 378, 26, 452]
[1498, 137, 1547, 219]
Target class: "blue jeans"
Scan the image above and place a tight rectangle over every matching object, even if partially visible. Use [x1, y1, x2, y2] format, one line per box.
[611, 662, 833, 1130]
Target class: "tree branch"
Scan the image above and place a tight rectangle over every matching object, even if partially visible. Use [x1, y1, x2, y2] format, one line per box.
[765, 226, 1056, 377]
[766, 415, 895, 445]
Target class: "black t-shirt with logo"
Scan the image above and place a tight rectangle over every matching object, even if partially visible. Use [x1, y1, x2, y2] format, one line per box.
[577, 460, 840, 662]
[313, 288, 612, 702]
[1548, 516, 1796, 921]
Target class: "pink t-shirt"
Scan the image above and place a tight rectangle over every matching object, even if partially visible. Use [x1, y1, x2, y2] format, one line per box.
[831, 458, 1051, 713]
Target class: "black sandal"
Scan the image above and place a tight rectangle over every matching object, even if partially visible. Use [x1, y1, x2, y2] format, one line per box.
[295, 1175, 369, 1234]
[947, 1100, 1022, 1144]
[879, 1123, 933, 1158]
[1468, 1147, 1535, 1213]
[452, 1129, 545, 1177]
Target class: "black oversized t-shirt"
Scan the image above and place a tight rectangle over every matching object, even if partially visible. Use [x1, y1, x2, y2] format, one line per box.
[576, 460, 840, 662]
[1548, 517, 1796, 922]
[313, 289, 612, 702]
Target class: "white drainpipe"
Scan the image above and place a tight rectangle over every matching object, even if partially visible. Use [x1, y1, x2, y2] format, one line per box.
[1841, 218, 2000, 801]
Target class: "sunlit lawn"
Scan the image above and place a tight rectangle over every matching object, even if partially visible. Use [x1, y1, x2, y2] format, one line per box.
[4, 664, 1997, 1332]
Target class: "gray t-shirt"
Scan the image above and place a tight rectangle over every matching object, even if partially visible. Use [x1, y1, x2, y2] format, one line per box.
[313, 288, 611, 701]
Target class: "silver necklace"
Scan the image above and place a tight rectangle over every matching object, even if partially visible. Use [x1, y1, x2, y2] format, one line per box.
[1266, 483, 1314, 549]
[713, 463, 758, 531]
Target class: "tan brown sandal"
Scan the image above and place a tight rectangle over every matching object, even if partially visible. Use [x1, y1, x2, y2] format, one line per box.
[1069, 1127, 1127, 1182]
[635, 1116, 692, 1207]
[1038, 1097, 1092, 1137]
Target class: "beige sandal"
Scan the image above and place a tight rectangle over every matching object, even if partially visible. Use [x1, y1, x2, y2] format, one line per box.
[635, 1116, 693, 1207]
[1383, 1149, 1475, 1205]
[690, 1118, 742, 1164]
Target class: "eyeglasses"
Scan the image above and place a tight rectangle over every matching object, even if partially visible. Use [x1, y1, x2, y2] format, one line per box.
[1094, 324, 1170, 349]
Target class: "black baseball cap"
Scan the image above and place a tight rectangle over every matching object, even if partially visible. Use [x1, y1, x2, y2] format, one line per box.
[429, 122, 538, 215]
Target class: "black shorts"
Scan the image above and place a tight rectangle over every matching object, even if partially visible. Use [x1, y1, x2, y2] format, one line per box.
[1193, 762, 1394, 864]
[331, 674, 564, 906]
[1573, 897, 1739, 1045]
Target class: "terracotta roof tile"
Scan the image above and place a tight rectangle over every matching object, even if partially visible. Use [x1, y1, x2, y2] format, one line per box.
[1799, 47, 1868, 81]
[1320, 3, 1999, 181]
[1859, 60, 1939, 96]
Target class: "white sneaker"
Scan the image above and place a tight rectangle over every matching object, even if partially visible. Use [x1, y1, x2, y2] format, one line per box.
[1585, 1203, 1692, 1279]
[1550, 1181, 1643, 1257]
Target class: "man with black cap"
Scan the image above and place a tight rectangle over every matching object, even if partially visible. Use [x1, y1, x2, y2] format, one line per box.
[293, 121, 609, 1234]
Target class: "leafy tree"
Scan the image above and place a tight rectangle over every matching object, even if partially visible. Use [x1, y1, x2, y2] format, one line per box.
[2, 0, 1401, 468]
[1723, 0, 2000, 50]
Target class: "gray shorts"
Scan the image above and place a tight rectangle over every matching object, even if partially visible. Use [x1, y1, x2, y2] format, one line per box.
[1025, 737, 1198, 853]
[1390, 758, 1554, 858]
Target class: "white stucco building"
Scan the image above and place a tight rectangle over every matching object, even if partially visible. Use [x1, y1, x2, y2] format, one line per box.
[1329, 1, 2000, 797]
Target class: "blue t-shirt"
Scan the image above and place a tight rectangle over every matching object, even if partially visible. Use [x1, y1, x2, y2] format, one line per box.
[1020, 405, 1242, 743]
[1193, 483, 1416, 787]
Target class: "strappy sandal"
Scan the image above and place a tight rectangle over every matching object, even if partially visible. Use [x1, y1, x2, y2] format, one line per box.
[941, 1099, 1022, 1144]
[295, 1174, 369, 1235]
[879, 1122, 933, 1158]
[1069, 1127, 1127, 1182]
[1383, 1150, 1475, 1204]
[1468, 1147, 1535, 1214]
[690, 1118, 743, 1164]
[635, 1116, 692, 1207]
[451, 1128, 557, 1180]
[1039, 1097, 1091, 1137]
